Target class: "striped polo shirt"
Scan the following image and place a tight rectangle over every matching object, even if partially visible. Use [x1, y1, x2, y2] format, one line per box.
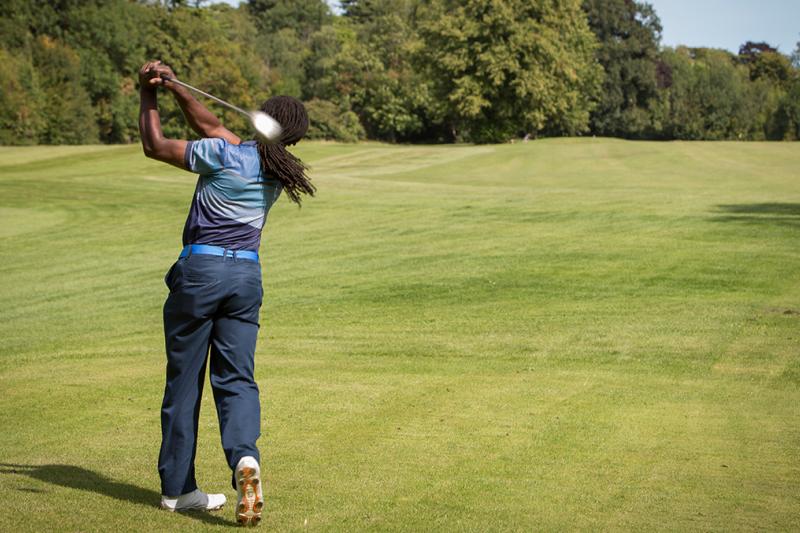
[182, 138, 282, 251]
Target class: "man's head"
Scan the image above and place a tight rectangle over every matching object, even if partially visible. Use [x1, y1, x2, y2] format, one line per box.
[260, 96, 308, 146]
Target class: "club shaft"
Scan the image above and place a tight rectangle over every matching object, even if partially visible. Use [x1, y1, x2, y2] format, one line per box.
[165, 77, 250, 117]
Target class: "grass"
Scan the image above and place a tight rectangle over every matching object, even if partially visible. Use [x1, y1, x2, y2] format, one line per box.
[0, 138, 798, 531]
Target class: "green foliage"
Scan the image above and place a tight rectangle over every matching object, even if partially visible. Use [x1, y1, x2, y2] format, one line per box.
[0, 1, 269, 145]
[773, 76, 800, 140]
[416, 0, 603, 143]
[747, 52, 793, 85]
[248, 0, 331, 38]
[305, 98, 365, 142]
[331, 2, 433, 141]
[58, 0, 152, 142]
[32, 36, 98, 144]
[153, 5, 265, 138]
[653, 47, 759, 140]
[303, 23, 346, 101]
[583, 0, 662, 138]
[0, 0, 797, 145]
[258, 27, 309, 97]
[0, 48, 45, 145]
[649, 45, 799, 141]
[738, 41, 793, 86]
[340, 0, 373, 19]
[247, 0, 332, 102]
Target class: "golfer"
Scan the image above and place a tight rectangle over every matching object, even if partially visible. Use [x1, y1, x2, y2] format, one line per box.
[138, 60, 314, 526]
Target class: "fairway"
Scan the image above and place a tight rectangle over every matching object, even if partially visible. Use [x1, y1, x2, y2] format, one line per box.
[0, 139, 798, 531]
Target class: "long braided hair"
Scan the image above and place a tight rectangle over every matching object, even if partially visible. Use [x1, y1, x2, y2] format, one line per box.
[257, 96, 315, 205]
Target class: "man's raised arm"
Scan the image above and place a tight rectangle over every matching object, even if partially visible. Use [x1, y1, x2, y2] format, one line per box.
[138, 60, 188, 169]
[152, 64, 241, 145]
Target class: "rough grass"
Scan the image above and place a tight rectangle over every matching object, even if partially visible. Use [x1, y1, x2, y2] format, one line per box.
[0, 139, 798, 531]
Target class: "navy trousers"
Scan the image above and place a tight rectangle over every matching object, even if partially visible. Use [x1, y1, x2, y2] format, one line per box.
[158, 252, 263, 497]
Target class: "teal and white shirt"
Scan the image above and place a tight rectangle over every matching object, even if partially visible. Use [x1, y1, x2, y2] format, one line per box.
[182, 138, 282, 251]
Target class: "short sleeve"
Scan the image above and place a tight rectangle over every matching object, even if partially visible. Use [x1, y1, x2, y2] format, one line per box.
[185, 138, 227, 174]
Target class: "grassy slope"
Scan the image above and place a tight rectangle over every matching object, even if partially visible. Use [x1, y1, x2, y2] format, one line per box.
[0, 139, 798, 531]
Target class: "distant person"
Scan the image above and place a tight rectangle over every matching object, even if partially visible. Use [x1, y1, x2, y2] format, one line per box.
[138, 60, 314, 526]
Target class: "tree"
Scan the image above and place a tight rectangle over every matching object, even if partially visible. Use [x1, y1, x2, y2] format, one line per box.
[57, 0, 153, 142]
[582, 0, 662, 138]
[653, 47, 760, 140]
[736, 40, 798, 139]
[738, 41, 793, 85]
[152, 4, 268, 138]
[738, 41, 777, 63]
[0, 47, 45, 145]
[32, 36, 98, 144]
[416, 0, 602, 142]
[248, 0, 331, 38]
[305, 98, 365, 141]
[0, 0, 795, 145]
[775, 77, 800, 140]
[340, 0, 374, 19]
[247, 0, 332, 99]
[0, 0, 46, 144]
[773, 39, 800, 140]
[315, 1, 433, 141]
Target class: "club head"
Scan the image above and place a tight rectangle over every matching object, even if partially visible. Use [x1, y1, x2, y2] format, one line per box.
[251, 112, 283, 145]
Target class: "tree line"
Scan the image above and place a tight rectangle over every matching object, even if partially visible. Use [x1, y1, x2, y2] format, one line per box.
[1, 0, 798, 145]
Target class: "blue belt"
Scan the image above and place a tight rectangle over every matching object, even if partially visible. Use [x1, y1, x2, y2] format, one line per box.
[179, 244, 259, 262]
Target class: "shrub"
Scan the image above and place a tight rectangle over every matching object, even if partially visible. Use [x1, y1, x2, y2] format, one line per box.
[305, 98, 365, 142]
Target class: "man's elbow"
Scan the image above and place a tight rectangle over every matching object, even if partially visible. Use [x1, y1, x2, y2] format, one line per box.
[142, 139, 163, 160]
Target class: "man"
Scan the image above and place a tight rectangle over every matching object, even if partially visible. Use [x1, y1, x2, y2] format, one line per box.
[138, 60, 314, 526]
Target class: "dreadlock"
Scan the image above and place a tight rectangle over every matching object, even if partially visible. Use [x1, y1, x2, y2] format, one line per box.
[256, 95, 315, 205]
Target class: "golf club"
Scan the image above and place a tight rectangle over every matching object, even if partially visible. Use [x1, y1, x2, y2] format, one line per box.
[161, 75, 282, 144]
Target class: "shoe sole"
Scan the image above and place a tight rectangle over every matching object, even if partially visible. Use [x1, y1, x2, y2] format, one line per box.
[160, 501, 225, 512]
[236, 466, 263, 527]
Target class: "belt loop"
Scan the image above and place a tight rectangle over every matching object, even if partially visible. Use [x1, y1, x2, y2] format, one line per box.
[233, 250, 238, 261]
[186, 245, 193, 258]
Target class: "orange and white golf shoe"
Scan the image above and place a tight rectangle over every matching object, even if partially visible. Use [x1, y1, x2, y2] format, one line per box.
[235, 456, 263, 526]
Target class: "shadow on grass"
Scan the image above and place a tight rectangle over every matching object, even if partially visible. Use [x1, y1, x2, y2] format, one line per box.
[712, 203, 800, 227]
[0, 463, 230, 526]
